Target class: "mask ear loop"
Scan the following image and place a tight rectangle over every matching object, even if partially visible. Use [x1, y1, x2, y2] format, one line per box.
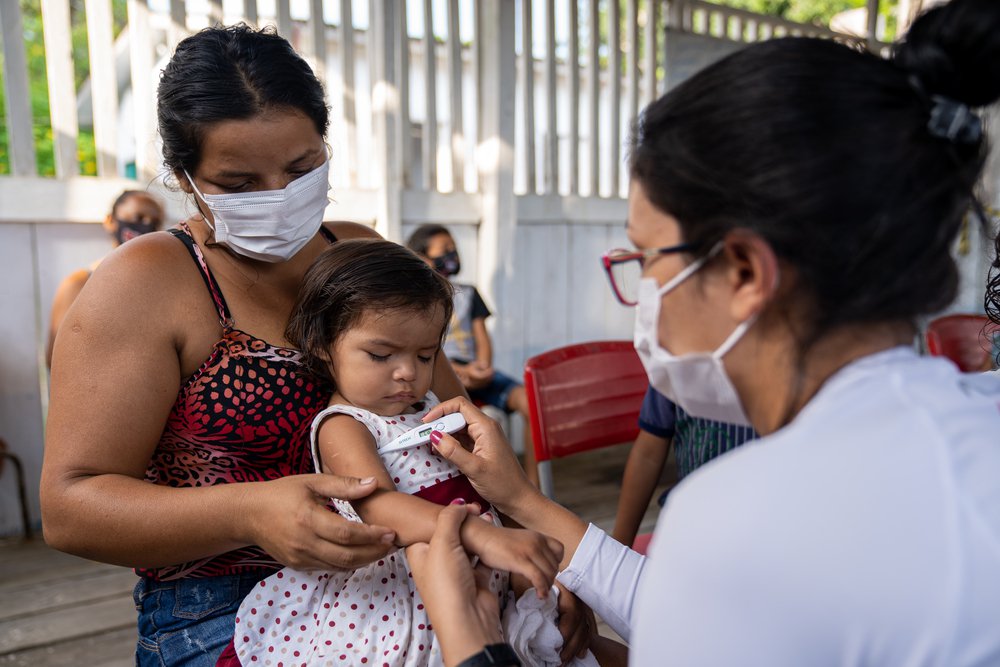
[182, 169, 225, 239]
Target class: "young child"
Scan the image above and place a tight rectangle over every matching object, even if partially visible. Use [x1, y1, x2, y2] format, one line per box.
[405, 224, 539, 486]
[224, 239, 595, 667]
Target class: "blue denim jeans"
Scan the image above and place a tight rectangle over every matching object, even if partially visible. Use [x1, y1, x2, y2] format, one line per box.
[133, 571, 267, 666]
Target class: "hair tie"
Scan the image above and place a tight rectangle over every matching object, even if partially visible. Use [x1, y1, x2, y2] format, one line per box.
[906, 75, 982, 145]
[928, 95, 983, 144]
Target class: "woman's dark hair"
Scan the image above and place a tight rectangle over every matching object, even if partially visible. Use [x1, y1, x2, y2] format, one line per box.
[157, 24, 329, 174]
[405, 224, 452, 257]
[286, 239, 454, 386]
[628, 0, 1000, 343]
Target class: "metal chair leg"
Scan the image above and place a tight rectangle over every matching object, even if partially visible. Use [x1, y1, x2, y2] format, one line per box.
[0, 440, 33, 540]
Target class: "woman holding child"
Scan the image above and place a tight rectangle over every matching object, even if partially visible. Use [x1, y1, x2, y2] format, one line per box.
[38, 24, 555, 666]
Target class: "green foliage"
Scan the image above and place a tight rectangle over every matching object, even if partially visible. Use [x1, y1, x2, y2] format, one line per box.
[0, 0, 125, 176]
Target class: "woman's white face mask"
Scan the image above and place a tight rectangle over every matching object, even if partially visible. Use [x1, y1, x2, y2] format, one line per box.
[633, 243, 755, 426]
[184, 159, 331, 263]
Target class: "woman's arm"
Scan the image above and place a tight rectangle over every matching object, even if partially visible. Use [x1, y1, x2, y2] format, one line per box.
[470, 318, 493, 369]
[318, 414, 561, 592]
[41, 235, 394, 570]
[46, 269, 90, 369]
[612, 430, 671, 546]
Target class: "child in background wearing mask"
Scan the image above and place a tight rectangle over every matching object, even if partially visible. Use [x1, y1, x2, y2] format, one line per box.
[406, 224, 540, 486]
[220, 239, 600, 667]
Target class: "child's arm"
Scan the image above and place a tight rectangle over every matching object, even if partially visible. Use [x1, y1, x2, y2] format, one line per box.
[611, 429, 672, 546]
[317, 414, 562, 592]
[470, 317, 493, 370]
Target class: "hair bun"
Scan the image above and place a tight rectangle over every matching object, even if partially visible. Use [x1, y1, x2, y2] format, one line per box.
[894, 0, 1000, 108]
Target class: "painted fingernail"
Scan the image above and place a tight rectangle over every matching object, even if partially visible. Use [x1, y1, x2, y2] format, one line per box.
[429, 430, 443, 446]
[449, 498, 466, 505]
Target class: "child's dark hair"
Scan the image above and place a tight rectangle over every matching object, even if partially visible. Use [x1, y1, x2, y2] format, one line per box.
[286, 239, 454, 385]
[405, 224, 452, 256]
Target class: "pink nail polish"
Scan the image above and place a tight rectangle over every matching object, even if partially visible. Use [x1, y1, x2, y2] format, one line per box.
[429, 430, 442, 446]
[449, 498, 466, 505]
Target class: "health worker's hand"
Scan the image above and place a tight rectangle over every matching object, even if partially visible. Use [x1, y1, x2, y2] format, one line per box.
[241, 474, 396, 570]
[407, 504, 505, 667]
[422, 397, 538, 516]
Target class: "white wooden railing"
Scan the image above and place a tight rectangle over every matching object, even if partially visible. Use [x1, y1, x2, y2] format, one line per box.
[0, 0, 981, 537]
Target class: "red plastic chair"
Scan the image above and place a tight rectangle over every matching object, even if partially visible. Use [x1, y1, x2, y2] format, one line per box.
[925, 314, 999, 372]
[524, 341, 653, 552]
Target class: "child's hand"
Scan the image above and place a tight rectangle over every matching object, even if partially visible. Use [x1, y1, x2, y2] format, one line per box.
[467, 522, 563, 596]
[463, 362, 495, 389]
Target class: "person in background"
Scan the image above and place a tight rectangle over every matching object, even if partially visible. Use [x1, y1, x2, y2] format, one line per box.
[406, 223, 539, 486]
[611, 386, 757, 548]
[40, 25, 468, 666]
[402, 0, 1000, 664]
[46, 190, 165, 368]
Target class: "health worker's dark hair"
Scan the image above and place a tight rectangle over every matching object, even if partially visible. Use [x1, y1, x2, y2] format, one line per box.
[157, 24, 329, 175]
[286, 239, 454, 386]
[628, 0, 1000, 344]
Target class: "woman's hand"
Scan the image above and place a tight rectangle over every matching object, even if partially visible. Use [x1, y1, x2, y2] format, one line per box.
[407, 504, 505, 667]
[242, 474, 396, 570]
[423, 397, 538, 515]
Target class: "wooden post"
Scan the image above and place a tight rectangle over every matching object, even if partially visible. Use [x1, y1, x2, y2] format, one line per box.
[476, 0, 516, 345]
[587, 0, 599, 197]
[544, 0, 558, 194]
[446, 0, 465, 193]
[86, 0, 120, 177]
[567, 0, 579, 194]
[127, 0, 158, 181]
[521, 0, 536, 194]
[340, 0, 358, 186]
[422, 0, 438, 191]
[608, 0, 621, 198]
[41, 0, 79, 178]
[371, 0, 403, 241]
[1, 0, 38, 176]
[866, 0, 880, 51]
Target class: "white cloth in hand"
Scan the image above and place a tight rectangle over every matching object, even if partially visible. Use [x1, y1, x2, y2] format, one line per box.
[501, 586, 600, 667]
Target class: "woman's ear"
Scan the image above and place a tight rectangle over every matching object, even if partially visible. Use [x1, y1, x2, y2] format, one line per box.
[720, 230, 780, 323]
[102, 214, 116, 236]
[176, 169, 193, 195]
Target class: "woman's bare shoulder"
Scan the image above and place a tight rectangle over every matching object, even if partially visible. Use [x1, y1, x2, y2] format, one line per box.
[325, 221, 380, 241]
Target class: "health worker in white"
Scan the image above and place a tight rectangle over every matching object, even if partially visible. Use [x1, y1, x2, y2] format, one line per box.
[407, 0, 1000, 665]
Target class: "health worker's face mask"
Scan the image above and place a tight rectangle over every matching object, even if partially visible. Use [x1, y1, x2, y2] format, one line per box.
[183, 159, 331, 263]
[633, 243, 755, 426]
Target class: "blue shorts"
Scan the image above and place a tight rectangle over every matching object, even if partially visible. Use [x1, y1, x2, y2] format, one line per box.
[134, 570, 267, 666]
[467, 368, 521, 413]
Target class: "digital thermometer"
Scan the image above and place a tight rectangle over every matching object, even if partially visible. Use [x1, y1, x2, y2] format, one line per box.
[381, 413, 467, 453]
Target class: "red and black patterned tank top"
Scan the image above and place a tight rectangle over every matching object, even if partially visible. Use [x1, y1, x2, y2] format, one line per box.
[137, 223, 335, 580]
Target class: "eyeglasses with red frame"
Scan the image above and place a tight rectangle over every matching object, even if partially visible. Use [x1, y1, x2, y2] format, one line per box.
[600, 242, 695, 306]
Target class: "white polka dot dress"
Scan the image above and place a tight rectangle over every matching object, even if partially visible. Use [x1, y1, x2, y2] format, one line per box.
[232, 393, 509, 666]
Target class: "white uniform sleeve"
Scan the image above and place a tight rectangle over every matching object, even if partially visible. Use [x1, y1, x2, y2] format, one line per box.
[555, 523, 646, 642]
